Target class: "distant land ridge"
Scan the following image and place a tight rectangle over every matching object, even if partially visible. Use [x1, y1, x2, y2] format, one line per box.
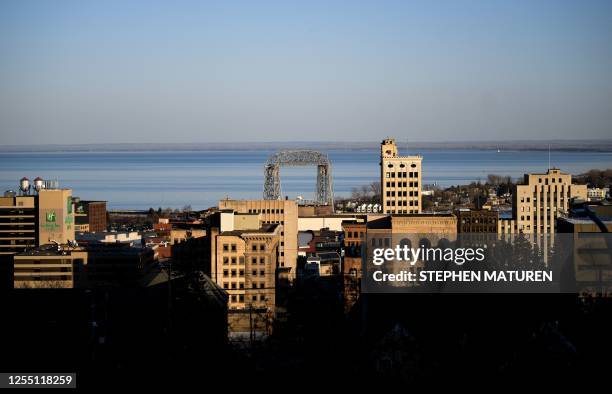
[1, 140, 612, 153]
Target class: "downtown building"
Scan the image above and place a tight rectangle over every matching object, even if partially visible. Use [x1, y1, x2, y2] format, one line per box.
[0, 188, 75, 257]
[172, 209, 285, 339]
[218, 199, 298, 279]
[499, 168, 587, 235]
[380, 138, 422, 214]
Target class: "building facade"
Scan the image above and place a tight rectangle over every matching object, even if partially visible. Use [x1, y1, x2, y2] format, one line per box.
[380, 139, 422, 214]
[74, 199, 107, 232]
[587, 187, 608, 201]
[13, 245, 87, 288]
[456, 209, 499, 233]
[511, 168, 587, 234]
[0, 189, 75, 256]
[0, 194, 38, 256]
[218, 199, 298, 278]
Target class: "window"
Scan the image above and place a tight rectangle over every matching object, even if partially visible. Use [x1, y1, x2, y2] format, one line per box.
[223, 244, 229, 252]
[223, 257, 229, 265]
[231, 244, 237, 252]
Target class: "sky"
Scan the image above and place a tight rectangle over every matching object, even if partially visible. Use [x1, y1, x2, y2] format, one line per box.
[1, 0, 611, 145]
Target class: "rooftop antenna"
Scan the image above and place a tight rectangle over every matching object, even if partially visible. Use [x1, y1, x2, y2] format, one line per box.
[548, 144, 551, 170]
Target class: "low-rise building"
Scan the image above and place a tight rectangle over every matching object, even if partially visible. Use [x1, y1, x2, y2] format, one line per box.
[455, 209, 499, 233]
[13, 242, 154, 289]
[73, 198, 107, 232]
[587, 187, 608, 201]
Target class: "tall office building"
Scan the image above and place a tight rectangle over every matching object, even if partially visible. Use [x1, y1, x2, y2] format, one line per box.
[38, 189, 75, 245]
[508, 168, 587, 234]
[0, 194, 38, 256]
[0, 188, 75, 256]
[218, 199, 298, 278]
[380, 138, 422, 214]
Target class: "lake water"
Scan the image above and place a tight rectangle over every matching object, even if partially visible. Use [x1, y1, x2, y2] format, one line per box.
[1, 149, 610, 210]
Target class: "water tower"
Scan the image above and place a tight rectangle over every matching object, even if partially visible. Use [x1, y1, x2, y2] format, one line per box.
[19, 177, 31, 195]
[33, 177, 45, 193]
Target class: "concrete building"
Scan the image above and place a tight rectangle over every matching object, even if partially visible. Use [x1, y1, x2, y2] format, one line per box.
[557, 205, 612, 295]
[218, 199, 298, 278]
[38, 189, 75, 245]
[76, 230, 141, 244]
[73, 199, 107, 232]
[508, 168, 587, 234]
[456, 209, 499, 233]
[587, 187, 608, 201]
[0, 188, 75, 256]
[209, 213, 282, 337]
[298, 214, 360, 232]
[380, 138, 422, 214]
[13, 242, 154, 289]
[0, 194, 38, 256]
[13, 244, 87, 288]
[343, 219, 366, 249]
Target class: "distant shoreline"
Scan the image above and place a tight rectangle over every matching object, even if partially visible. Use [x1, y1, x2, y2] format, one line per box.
[2, 140, 612, 153]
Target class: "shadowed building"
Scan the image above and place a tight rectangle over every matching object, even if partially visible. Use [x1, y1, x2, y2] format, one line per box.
[73, 199, 107, 232]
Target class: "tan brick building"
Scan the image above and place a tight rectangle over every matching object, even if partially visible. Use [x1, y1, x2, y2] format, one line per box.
[380, 139, 422, 214]
[503, 168, 587, 234]
[218, 199, 298, 278]
[0, 189, 75, 256]
[13, 246, 87, 289]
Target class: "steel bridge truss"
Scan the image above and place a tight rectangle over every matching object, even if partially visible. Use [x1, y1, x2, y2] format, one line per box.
[263, 150, 333, 207]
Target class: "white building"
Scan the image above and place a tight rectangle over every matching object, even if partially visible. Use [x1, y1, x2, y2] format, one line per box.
[588, 187, 608, 201]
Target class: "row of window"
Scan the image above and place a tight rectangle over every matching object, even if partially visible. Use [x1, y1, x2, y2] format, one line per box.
[346, 231, 365, 239]
[386, 190, 418, 197]
[222, 244, 237, 252]
[385, 172, 419, 179]
[531, 187, 571, 195]
[222, 256, 267, 265]
[537, 177, 565, 184]
[385, 163, 418, 169]
[460, 218, 497, 224]
[223, 282, 266, 290]
[229, 294, 267, 303]
[248, 208, 284, 214]
[223, 269, 266, 277]
[385, 181, 419, 188]
[385, 200, 419, 206]
[385, 209, 419, 214]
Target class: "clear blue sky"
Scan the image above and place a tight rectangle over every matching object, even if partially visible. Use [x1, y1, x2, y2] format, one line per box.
[1, 0, 611, 144]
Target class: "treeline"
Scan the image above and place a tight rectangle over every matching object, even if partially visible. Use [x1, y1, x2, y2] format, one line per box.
[574, 169, 612, 188]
